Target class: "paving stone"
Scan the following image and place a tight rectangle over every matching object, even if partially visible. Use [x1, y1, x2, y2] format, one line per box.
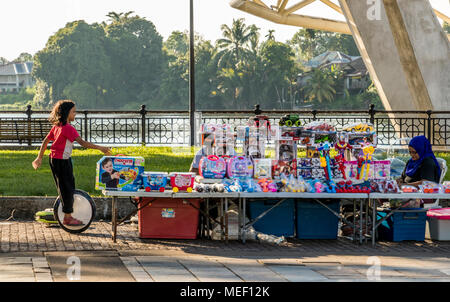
[217, 259, 287, 282]
[178, 258, 242, 282]
[265, 265, 329, 282]
[35, 272, 53, 282]
[136, 256, 198, 282]
[307, 264, 365, 278]
[394, 268, 449, 278]
[0, 277, 36, 282]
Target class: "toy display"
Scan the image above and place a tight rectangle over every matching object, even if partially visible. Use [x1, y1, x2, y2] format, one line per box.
[227, 156, 254, 178]
[199, 155, 227, 179]
[169, 172, 196, 193]
[98, 119, 424, 200]
[142, 172, 168, 192]
[96, 156, 144, 191]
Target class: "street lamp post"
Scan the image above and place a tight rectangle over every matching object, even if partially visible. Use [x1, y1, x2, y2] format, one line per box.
[189, 0, 195, 146]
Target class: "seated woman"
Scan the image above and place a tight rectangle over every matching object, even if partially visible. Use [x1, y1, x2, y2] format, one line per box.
[397, 135, 441, 187]
[189, 133, 236, 174]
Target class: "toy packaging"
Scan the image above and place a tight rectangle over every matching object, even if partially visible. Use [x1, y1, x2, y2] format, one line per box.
[279, 126, 303, 141]
[401, 185, 418, 193]
[199, 155, 227, 179]
[443, 181, 450, 193]
[420, 181, 443, 194]
[227, 156, 254, 179]
[347, 132, 377, 148]
[373, 161, 390, 179]
[142, 172, 168, 192]
[276, 140, 297, 161]
[96, 156, 144, 191]
[272, 160, 297, 179]
[253, 158, 273, 179]
[169, 172, 196, 193]
[303, 121, 336, 132]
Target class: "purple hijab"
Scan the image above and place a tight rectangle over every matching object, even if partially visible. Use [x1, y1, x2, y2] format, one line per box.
[405, 135, 441, 178]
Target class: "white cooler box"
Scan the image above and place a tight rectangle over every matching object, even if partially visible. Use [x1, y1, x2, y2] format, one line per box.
[426, 208, 450, 241]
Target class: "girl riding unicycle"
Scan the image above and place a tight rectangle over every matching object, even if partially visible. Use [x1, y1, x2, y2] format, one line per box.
[32, 100, 111, 233]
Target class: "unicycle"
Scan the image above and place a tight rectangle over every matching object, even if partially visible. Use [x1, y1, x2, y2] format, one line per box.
[53, 189, 96, 234]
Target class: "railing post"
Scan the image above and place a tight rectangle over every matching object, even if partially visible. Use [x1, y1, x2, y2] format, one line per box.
[426, 110, 432, 142]
[84, 110, 88, 141]
[26, 104, 32, 146]
[140, 105, 147, 146]
[312, 109, 317, 121]
[369, 103, 375, 125]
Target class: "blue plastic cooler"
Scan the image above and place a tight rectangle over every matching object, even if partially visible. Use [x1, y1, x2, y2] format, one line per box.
[247, 199, 295, 237]
[377, 209, 426, 242]
[296, 200, 340, 239]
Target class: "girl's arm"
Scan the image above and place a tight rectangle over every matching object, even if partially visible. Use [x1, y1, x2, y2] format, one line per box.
[32, 135, 51, 170]
[75, 136, 111, 155]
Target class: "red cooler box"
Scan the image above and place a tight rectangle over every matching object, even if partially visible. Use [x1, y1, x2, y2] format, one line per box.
[138, 198, 200, 239]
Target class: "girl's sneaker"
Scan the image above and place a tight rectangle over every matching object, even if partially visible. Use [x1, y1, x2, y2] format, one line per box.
[63, 217, 84, 226]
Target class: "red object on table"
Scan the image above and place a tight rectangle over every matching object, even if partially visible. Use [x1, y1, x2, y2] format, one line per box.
[138, 198, 200, 239]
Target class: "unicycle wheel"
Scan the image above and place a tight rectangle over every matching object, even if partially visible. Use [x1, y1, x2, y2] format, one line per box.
[53, 189, 96, 234]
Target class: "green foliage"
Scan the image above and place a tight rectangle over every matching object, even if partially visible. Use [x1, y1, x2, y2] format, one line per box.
[0, 87, 35, 109]
[444, 22, 450, 34]
[13, 52, 32, 63]
[302, 68, 336, 104]
[288, 29, 359, 62]
[23, 14, 379, 111]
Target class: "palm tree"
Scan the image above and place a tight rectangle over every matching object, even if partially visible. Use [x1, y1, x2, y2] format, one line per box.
[265, 30, 275, 41]
[215, 18, 258, 69]
[106, 11, 135, 22]
[302, 69, 336, 104]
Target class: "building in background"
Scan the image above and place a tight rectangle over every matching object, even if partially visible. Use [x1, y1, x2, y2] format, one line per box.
[298, 51, 370, 92]
[0, 62, 34, 93]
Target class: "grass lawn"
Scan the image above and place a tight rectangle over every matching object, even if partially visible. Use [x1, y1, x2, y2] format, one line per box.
[0, 147, 449, 197]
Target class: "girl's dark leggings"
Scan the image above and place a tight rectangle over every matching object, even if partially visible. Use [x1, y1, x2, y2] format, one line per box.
[49, 157, 75, 214]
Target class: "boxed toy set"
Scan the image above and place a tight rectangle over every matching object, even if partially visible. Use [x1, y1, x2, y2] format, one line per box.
[96, 156, 144, 191]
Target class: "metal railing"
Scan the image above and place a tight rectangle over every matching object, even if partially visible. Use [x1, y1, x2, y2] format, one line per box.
[0, 104, 449, 148]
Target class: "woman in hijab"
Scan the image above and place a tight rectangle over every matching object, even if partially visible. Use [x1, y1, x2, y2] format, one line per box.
[397, 135, 441, 187]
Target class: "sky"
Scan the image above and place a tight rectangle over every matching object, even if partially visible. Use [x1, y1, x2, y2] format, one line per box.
[1, 0, 449, 61]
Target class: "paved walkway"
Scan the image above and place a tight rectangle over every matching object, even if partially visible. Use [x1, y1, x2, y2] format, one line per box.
[1, 220, 450, 282]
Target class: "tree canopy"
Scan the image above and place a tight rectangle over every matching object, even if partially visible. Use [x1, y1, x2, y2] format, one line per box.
[21, 14, 378, 111]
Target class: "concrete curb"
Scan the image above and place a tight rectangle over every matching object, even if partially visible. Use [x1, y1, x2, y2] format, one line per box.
[0, 196, 136, 220]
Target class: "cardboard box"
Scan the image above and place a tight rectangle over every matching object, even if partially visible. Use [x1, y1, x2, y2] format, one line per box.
[96, 156, 144, 191]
